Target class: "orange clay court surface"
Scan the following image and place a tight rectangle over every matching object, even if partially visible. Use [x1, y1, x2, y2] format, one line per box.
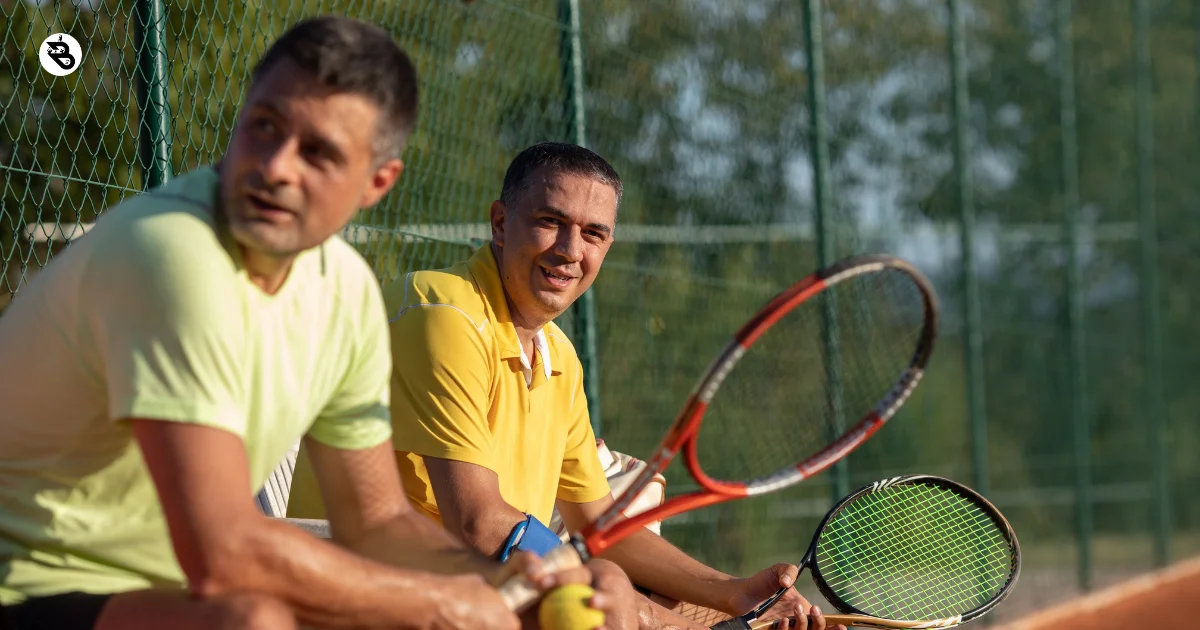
[992, 554, 1200, 630]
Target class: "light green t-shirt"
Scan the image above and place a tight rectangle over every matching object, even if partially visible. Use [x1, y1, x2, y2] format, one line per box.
[0, 166, 393, 604]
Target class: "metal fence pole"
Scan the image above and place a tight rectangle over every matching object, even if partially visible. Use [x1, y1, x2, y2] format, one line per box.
[134, 0, 172, 189]
[802, 0, 848, 502]
[948, 0, 989, 496]
[1056, 0, 1091, 592]
[1133, 0, 1170, 568]
[559, 0, 602, 434]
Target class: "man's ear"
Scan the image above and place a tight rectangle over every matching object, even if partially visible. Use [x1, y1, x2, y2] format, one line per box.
[489, 200, 507, 247]
[359, 158, 404, 208]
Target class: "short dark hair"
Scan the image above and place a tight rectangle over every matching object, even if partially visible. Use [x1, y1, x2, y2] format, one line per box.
[499, 142, 623, 209]
[250, 15, 419, 161]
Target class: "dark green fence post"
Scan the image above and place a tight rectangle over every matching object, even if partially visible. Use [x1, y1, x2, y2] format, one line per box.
[1133, 0, 1170, 568]
[1056, 0, 1091, 592]
[947, 0, 989, 495]
[134, 0, 172, 189]
[802, 0, 848, 502]
[559, 0, 602, 434]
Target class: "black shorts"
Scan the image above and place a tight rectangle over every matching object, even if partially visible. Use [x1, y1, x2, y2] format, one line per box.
[1, 591, 113, 630]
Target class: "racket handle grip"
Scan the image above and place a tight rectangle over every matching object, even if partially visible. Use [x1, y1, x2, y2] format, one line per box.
[712, 618, 752, 630]
[498, 543, 584, 612]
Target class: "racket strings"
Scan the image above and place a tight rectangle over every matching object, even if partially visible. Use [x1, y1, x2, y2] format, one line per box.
[820, 494, 1008, 614]
[818, 486, 1011, 618]
[695, 268, 928, 483]
[815, 483, 1014, 621]
[823, 488, 1010, 617]
[830, 494, 1010, 614]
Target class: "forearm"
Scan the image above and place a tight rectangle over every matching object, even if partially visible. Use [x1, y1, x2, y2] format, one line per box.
[199, 515, 455, 628]
[453, 501, 529, 559]
[342, 510, 499, 577]
[598, 529, 736, 614]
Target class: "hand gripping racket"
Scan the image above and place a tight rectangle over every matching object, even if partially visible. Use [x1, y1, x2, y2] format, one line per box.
[720, 475, 1021, 630]
[499, 254, 940, 611]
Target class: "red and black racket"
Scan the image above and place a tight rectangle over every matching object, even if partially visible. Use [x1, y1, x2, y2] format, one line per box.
[500, 254, 940, 611]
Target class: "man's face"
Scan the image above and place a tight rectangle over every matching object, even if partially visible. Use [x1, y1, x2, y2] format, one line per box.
[491, 168, 617, 326]
[219, 57, 401, 258]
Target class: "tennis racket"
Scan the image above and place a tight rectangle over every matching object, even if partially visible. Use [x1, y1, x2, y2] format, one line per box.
[499, 254, 940, 611]
[720, 475, 1021, 630]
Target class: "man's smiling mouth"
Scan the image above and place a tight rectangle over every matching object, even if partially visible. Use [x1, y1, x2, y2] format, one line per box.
[541, 267, 576, 288]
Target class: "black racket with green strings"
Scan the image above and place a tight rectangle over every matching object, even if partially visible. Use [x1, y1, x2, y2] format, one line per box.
[717, 475, 1020, 630]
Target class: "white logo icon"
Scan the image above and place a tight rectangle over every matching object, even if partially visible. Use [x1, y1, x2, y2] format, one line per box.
[39, 33, 83, 77]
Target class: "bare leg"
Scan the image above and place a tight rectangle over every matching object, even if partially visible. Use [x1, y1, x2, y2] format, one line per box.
[95, 590, 296, 630]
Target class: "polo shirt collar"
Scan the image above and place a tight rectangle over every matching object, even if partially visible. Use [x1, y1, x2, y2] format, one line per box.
[519, 328, 553, 381]
[466, 246, 560, 380]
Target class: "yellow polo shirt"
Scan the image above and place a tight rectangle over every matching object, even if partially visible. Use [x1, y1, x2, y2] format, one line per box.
[288, 245, 609, 526]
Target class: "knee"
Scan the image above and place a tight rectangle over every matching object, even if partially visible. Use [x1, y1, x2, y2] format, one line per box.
[213, 594, 296, 630]
[587, 558, 635, 592]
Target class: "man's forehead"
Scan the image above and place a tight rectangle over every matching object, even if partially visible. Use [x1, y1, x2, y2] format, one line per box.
[531, 168, 617, 200]
[247, 61, 380, 142]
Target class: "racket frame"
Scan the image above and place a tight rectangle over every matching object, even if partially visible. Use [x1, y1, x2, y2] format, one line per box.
[581, 255, 940, 560]
[737, 474, 1022, 629]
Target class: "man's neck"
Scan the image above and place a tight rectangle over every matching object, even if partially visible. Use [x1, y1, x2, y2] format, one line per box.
[240, 245, 296, 295]
[511, 321, 541, 361]
[211, 165, 295, 296]
[491, 243, 546, 358]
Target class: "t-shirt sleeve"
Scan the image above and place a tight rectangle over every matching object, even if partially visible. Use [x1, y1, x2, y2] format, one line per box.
[306, 275, 393, 451]
[389, 303, 496, 471]
[90, 214, 248, 436]
[557, 363, 611, 503]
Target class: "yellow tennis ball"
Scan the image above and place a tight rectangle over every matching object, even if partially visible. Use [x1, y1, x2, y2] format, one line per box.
[538, 584, 606, 630]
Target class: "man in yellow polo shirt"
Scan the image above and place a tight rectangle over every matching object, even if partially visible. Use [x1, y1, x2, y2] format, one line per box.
[0, 18, 602, 630]
[289, 142, 838, 630]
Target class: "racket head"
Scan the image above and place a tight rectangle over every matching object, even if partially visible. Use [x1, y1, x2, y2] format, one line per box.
[808, 474, 1021, 626]
[581, 255, 939, 555]
[687, 254, 940, 493]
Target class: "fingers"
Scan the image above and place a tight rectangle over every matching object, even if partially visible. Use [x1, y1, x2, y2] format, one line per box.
[494, 551, 552, 590]
[758, 586, 809, 621]
[771, 562, 800, 589]
[808, 605, 826, 630]
[584, 567, 620, 613]
[789, 600, 808, 630]
[585, 559, 638, 630]
[546, 565, 595, 590]
[496, 551, 594, 594]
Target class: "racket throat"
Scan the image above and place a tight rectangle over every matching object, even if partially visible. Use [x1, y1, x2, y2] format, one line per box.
[746, 563, 810, 621]
[567, 535, 593, 563]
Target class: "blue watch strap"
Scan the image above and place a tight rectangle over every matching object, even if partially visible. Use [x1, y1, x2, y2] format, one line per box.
[499, 514, 562, 562]
[498, 518, 530, 563]
[516, 514, 562, 556]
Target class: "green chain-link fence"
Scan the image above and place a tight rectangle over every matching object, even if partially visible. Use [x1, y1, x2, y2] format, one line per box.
[4, 0, 1200, 624]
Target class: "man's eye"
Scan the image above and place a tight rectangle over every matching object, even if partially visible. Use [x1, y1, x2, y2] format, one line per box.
[252, 117, 277, 133]
[302, 144, 327, 161]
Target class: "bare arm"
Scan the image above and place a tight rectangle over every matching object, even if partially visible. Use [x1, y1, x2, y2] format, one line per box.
[424, 456, 529, 558]
[305, 437, 499, 577]
[134, 420, 520, 630]
[556, 495, 736, 612]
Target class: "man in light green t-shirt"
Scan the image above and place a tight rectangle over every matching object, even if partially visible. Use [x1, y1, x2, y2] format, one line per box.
[0, 15, 627, 630]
